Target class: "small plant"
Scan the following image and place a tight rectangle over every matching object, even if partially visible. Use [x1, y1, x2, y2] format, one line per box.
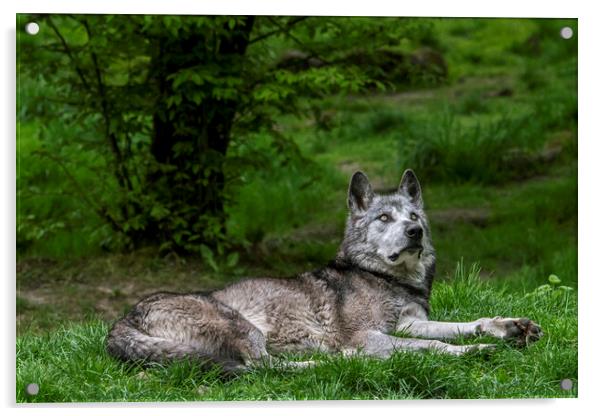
[199, 244, 241, 275]
[526, 274, 574, 299]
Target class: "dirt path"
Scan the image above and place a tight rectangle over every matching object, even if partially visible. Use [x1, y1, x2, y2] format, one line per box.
[16, 253, 226, 334]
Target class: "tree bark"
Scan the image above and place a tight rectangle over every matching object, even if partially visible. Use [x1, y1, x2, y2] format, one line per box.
[145, 17, 255, 249]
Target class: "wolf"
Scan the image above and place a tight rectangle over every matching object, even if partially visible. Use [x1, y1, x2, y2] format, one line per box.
[106, 169, 542, 372]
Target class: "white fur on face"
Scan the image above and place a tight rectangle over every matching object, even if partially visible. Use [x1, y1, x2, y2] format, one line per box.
[342, 190, 433, 282]
[388, 250, 422, 269]
[367, 205, 424, 269]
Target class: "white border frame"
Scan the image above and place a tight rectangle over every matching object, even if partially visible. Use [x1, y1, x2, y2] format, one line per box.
[4, 1, 600, 415]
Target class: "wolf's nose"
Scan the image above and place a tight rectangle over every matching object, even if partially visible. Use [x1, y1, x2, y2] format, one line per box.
[405, 225, 423, 240]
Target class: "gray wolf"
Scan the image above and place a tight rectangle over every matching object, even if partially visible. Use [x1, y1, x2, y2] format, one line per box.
[106, 169, 542, 372]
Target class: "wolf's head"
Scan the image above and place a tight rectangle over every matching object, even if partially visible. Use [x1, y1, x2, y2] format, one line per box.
[338, 169, 435, 282]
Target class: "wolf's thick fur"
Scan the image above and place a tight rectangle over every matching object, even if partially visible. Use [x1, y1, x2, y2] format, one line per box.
[106, 170, 542, 371]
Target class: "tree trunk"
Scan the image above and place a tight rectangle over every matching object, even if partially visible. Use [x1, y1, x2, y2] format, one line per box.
[144, 17, 255, 250]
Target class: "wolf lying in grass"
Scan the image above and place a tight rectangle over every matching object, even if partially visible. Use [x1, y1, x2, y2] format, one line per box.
[107, 170, 542, 372]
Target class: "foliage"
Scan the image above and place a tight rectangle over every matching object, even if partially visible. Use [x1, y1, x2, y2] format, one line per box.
[17, 15, 441, 255]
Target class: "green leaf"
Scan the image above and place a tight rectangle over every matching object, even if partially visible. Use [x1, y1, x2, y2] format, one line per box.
[171, 73, 187, 89]
[158, 241, 173, 253]
[150, 204, 170, 220]
[226, 252, 239, 268]
[548, 274, 561, 285]
[190, 91, 204, 105]
[200, 244, 219, 272]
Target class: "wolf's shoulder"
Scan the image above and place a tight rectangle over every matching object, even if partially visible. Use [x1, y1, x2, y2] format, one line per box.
[296, 262, 388, 293]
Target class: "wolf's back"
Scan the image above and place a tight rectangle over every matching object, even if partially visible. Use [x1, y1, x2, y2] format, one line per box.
[105, 318, 244, 373]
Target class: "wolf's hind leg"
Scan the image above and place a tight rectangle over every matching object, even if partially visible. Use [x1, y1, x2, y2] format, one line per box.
[108, 292, 271, 373]
[351, 330, 495, 358]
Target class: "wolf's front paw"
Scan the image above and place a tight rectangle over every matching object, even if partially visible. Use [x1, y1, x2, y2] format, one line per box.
[513, 318, 543, 346]
[478, 317, 543, 346]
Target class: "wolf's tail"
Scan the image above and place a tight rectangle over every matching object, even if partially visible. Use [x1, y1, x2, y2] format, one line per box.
[105, 319, 244, 374]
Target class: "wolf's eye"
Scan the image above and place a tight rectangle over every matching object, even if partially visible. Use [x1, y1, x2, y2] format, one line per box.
[379, 214, 390, 222]
[410, 213, 419, 221]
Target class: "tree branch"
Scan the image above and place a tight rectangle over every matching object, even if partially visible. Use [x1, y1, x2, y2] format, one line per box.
[248, 16, 309, 45]
[45, 16, 91, 91]
[81, 18, 134, 196]
[35, 150, 125, 234]
[265, 16, 332, 65]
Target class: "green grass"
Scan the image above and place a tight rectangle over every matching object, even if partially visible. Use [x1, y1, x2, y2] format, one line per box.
[226, 157, 347, 244]
[428, 170, 578, 288]
[16, 263, 577, 402]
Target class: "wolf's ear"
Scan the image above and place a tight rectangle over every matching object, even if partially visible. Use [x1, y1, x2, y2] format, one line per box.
[399, 169, 423, 207]
[348, 171, 374, 212]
